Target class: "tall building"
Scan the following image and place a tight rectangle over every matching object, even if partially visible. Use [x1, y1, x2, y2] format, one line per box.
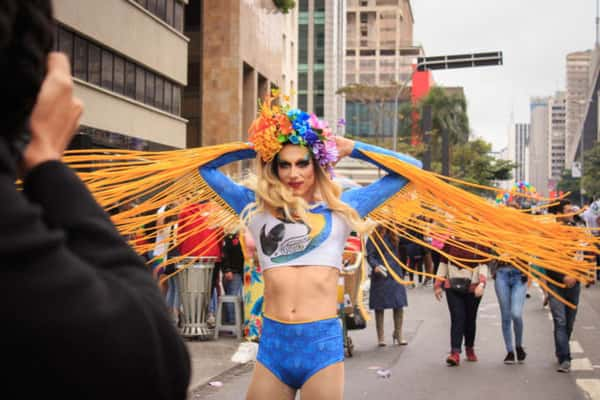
[346, 0, 419, 86]
[529, 97, 551, 197]
[565, 50, 592, 168]
[297, 0, 346, 131]
[194, 0, 297, 147]
[549, 92, 566, 186]
[344, 0, 422, 141]
[508, 123, 530, 183]
[54, 0, 189, 150]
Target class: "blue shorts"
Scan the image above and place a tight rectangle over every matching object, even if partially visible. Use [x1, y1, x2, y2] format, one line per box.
[257, 315, 344, 390]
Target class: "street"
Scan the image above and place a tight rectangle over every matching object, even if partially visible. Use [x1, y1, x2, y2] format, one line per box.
[190, 283, 600, 399]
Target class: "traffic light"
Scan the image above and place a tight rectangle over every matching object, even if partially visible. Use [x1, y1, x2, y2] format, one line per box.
[417, 51, 503, 71]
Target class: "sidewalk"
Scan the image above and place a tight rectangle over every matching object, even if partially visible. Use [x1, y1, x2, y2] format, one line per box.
[185, 336, 245, 394]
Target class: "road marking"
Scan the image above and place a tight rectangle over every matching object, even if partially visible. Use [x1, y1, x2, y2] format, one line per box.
[581, 325, 597, 330]
[576, 379, 600, 399]
[570, 340, 584, 353]
[571, 358, 594, 371]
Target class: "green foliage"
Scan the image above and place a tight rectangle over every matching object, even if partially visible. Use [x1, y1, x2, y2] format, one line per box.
[273, 0, 296, 13]
[450, 139, 515, 194]
[582, 142, 600, 199]
[556, 169, 582, 203]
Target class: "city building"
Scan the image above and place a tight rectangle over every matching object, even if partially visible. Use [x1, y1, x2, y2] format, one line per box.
[507, 123, 530, 183]
[54, 0, 189, 150]
[193, 0, 297, 148]
[344, 0, 424, 141]
[549, 92, 566, 188]
[529, 97, 551, 197]
[565, 50, 592, 168]
[297, 0, 346, 132]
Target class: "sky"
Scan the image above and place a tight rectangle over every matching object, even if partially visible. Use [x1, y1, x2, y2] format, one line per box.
[411, 0, 597, 151]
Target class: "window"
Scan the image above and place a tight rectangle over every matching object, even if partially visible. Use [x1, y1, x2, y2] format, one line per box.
[73, 36, 87, 80]
[298, 94, 308, 111]
[166, 0, 174, 25]
[314, 23, 325, 64]
[155, 76, 164, 109]
[145, 73, 155, 106]
[88, 43, 101, 86]
[315, 0, 325, 12]
[101, 50, 113, 90]
[164, 80, 173, 112]
[299, 0, 308, 12]
[298, 24, 308, 64]
[174, 1, 184, 31]
[125, 61, 136, 98]
[360, 13, 368, 23]
[156, 0, 167, 20]
[58, 28, 73, 65]
[314, 70, 324, 92]
[298, 72, 308, 90]
[57, 25, 183, 115]
[172, 86, 181, 115]
[113, 56, 125, 95]
[135, 66, 145, 102]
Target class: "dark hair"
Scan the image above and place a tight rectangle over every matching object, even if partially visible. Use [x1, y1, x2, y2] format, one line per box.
[0, 0, 54, 142]
[548, 199, 570, 215]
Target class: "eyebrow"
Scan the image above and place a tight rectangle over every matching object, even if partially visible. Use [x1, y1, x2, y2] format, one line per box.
[278, 155, 311, 164]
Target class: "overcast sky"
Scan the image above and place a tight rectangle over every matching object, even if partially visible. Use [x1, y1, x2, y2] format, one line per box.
[411, 0, 597, 151]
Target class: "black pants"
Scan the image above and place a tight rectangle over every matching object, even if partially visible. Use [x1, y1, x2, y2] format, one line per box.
[446, 289, 481, 352]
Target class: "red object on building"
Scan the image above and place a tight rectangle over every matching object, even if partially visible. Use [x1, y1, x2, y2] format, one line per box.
[178, 202, 223, 259]
[410, 66, 433, 146]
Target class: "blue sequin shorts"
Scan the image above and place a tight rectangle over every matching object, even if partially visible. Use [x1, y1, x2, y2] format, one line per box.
[256, 315, 344, 389]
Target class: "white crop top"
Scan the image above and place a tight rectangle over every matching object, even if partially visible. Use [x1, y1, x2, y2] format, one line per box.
[247, 205, 352, 270]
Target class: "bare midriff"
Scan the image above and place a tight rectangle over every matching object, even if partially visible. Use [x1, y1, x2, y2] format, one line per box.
[263, 266, 339, 323]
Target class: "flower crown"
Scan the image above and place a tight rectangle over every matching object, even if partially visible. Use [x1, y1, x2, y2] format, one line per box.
[248, 91, 339, 175]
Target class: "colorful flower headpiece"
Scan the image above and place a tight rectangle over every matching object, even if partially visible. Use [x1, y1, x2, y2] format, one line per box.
[248, 91, 339, 176]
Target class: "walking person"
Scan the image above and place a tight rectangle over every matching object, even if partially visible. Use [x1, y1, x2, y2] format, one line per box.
[434, 239, 488, 366]
[492, 259, 528, 364]
[0, 2, 190, 397]
[221, 230, 245, 324]
[366, 226, 409, 347]
[547, 200, 582, 373]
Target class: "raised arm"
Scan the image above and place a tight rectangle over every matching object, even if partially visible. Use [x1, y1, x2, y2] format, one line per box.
[338, 137, 422, 218]
[199, 145, 257, 214]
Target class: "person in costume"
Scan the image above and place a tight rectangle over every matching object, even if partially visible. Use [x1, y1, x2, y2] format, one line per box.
[0, 1, 190, 398]
[197, 97, 421, 399]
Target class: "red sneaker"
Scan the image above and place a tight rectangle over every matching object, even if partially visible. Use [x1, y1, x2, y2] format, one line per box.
[446, 351, 460, 366]
[466, 347, 478, 362]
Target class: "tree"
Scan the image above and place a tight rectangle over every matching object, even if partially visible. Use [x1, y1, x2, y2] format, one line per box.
[556, 169, 582, 204]
[408, 86, 470, 172]
[582, 141, 600, 200]
[450, 139, 515, 195]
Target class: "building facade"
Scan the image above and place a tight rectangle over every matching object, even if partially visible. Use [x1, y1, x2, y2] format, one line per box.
[54, 0, 189, 150]
[549, 92, 566, 185]
[509, 123, 530, 183]
[565, 50, 592, 168]
[529, 97, 551, 197]
[297, 0, 346, 131]
[195, 0, 297, 148]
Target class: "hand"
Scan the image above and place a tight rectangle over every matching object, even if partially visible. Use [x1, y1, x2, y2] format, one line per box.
[334, 136, 355, 160]
[474, 283, 485, 298]
[224, 271, 233, 281]
[434, 287, 443, 301]
[23, 52, 84, 172]
[563, 276, 577, 288]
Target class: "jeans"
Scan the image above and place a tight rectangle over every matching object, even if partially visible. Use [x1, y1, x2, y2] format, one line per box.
[494, 268, 527, 352]
[548, 283, 580, 363]
[446, 289, 482, 352]
[165, 278, 180, 324]
[223, 273, 243, 324]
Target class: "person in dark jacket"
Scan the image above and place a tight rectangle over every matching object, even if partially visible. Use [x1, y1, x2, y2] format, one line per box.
[366, 226, 408, 346]
[0, 2, 190, 398]
[221, 230, 245, 323]
[547, 199, 581, 373]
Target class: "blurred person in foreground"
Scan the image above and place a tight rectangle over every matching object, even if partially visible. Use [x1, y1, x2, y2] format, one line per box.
[0, 1, 190, 398]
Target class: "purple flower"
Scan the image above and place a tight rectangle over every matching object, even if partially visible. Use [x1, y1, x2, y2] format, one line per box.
[304, 129, 319, 146]
[337, 118, 346, 127]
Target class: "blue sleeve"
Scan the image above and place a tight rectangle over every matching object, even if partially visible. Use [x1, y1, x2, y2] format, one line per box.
[199, 147, 257, 215]
[341, 141, 422, 218]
